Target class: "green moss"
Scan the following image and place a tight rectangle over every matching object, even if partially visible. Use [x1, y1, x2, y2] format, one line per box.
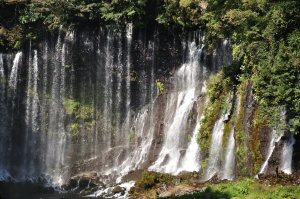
[129, 129, 136, 144]
[250, 107, 265, 174]
[64, 98, 95, 137]
[201, 159, 208, 171]
[69, 122, 80, 137]
[198, 99, 222, 160]
[136, 171, 174, 190]
[155, 80, 164, 95]
[234, 82, 249, 176]
[64, 98, 80, 115]
[197, 71, 232, 168]
[222, 119, 233, 149]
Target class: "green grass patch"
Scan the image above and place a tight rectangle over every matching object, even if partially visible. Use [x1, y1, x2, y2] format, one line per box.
[162, 178, 300, 199]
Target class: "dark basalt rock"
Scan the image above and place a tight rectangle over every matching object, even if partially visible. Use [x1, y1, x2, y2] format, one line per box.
[258, 171, 300, 185]
[62, 171, 104, 195]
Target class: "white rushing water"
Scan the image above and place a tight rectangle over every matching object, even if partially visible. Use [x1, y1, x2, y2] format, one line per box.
[45, 30, 68, 185]
[23, 49, 40, 178]
[149, 38, 203, 175]
[178, 115, 203, 173]
[108, 39, 156, 182]
[280, 135, 295, 174]
[0, 54, 3, 78]
[205, 115, 226, 180]
[0, 28, 238, 186]
[125, 23, 133, 132]
[9, 52, 22, 89]
[259, 130, 282, 174]
[89, 181, 135, 198]
[222, 128, 235, 180]
[114, 105, 156, 182]
[0, 54, 7, 178]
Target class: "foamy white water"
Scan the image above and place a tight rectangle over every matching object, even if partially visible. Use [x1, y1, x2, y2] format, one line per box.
[280, 135, 295, 174]
[9, 52, 22, 89]
[205, 115, 226, 180]
[222, 128, 235, 180]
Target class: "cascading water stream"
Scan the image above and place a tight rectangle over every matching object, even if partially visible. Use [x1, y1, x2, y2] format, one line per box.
[259, 130, 282, 174]
[23, 49, 40, 178]
[0, 54, 4, 79]
[114, 40, 157, 181]
[280, 135, 295, 174]
[205, 115, 226, 180]
[149, 37, 203, 175]
[103, 30, 113, 148]
[0, 54, 6, 180]
[4, 25, 295, 193]
[221, 95, 239, 180]
[178, 115, 203, 173]
[222, 128, 235, 180]
[8, 52, 22, 90]
[124, 23, 133, 137]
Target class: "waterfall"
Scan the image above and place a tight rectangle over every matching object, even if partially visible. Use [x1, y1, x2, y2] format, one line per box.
[23, 49, 40, 178]
[280, 135, 295, 174]
[114, 104, 156, 182]
[0, 54, 3, 78]
[9, 52, 22, 89]
[0, 54, 5, 177]
[114, 39, 156, 181]
[205, 115, 226, 180]
[45, 30, 68, 185]
[149, 36, 203, 175]
[259, 130, 282, 174]
[125, 23, 133, 131]
[222, 128, 235, 180]
[178, 115, 203, 173]
[103, 30, 113, 145]
[0, 27, 235, 185]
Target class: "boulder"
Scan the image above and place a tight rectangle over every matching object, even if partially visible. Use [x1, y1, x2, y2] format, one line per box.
[112, 186, 125, 194]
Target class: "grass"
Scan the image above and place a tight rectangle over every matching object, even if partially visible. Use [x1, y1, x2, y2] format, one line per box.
[162, 178, 300, 199]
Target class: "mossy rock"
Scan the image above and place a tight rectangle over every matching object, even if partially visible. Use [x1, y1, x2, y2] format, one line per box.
[0, 27, 7, 35]
[112, 186, 125, 194]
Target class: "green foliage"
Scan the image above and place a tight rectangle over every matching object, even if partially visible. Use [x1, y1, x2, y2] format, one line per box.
[250, 107, 265, 174]
[17, 0, 147, 29]
[161, 186, 230, 199]
[64, 98, 80, 115]
[0, 25, 23, 50]
[234, 82, 250, 176]
[100, 0, 147, 25]
[136, 171, 174, 190]
[206, 71, 231, 102]
[252, 40, 299, 133]
[198, 71, 231, 162]
[164, 178, 300, 199]
[156, 0, 204, 28]
[64, 98, 95, 137]
[199, 0, 300, 134]
[155, 80, 164, 95]
[69, 123, 80, 137]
